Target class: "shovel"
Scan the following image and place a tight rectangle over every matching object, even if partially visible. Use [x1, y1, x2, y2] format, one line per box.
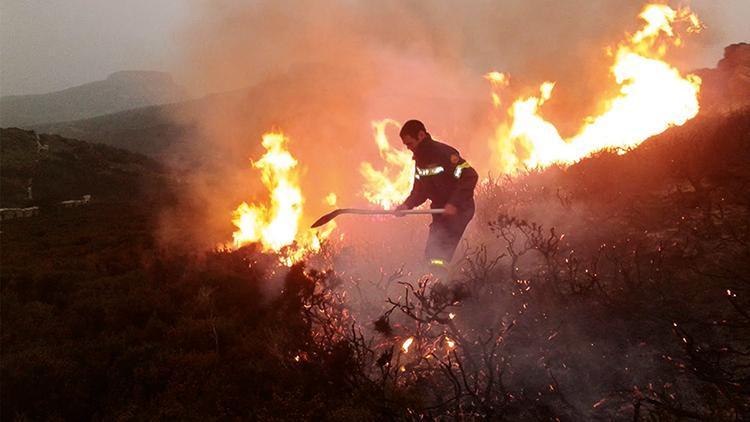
[311, 208, 445, 228]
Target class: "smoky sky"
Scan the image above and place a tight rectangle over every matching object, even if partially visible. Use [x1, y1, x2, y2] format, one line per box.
[0, 0, 748, 97]
[0, 0, 190, 96]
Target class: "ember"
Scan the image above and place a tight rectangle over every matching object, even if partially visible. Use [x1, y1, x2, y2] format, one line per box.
[445, 337, 456, 349]
[402, 337, 415, 353]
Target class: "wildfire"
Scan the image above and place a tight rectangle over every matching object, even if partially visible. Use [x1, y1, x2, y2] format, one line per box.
[360, 119, 415, 209]
[489, 3, 703, 174]
[231, 131, 334, 265]
[230, 4, 703, 262]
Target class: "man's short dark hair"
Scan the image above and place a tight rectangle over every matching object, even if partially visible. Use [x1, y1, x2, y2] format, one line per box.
[400, 119, 427, 138]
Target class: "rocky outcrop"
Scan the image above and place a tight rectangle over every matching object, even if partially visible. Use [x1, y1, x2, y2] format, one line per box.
[696, 43, 750, 112]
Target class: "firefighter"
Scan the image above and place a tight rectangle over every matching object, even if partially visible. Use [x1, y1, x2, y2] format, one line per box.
[394, 120, 479, 272]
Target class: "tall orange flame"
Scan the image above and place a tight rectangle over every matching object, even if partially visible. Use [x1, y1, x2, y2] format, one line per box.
[360, 119, 415, 209]
[231, 131, 334, 265]
[489, 3, 703, 174]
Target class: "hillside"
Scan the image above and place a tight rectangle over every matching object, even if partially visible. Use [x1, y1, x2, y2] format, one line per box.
[0, 128, 168, 208]
[0, 71, 189, 128]
[2, 104, 748, 420]
[30, 90, 237, 159]
[31, 101, 201, 159]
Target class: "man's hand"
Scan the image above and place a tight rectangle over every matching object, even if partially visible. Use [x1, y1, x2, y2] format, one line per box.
[394, 203, 409, 217]
[444, 203, 458, 217]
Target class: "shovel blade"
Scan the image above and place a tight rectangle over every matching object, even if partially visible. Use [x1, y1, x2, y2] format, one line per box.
[310, 207, 444, 228]
[310, 210, 341, 228]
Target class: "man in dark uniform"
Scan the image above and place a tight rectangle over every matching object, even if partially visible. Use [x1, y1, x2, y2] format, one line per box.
[395, 120, 479, 271]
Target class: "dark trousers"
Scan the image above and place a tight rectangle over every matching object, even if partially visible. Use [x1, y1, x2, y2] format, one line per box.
[425, 208, 474, 264]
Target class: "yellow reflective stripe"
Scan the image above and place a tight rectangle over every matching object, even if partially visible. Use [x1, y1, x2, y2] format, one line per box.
[429, 258, 447, 268]
[453, 162, 471, 178]
[416, 166, 445, 177]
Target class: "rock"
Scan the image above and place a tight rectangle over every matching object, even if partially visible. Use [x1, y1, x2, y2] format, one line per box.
[696, 43, 750, 112]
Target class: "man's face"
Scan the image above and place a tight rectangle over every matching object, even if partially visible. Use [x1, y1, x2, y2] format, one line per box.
[401, 131, 424, 152]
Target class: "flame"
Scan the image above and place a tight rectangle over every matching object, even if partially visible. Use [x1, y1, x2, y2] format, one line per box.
[325, 192, 338, 207]
[360, 119, 415, 209]
[485, 71, 510, 107]
[490, 4, 703, 174]
[231, 131, 334, 265]
[402, 336, 414, 353]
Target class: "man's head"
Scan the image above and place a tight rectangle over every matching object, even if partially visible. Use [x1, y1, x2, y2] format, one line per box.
[400, 119, 429, 152]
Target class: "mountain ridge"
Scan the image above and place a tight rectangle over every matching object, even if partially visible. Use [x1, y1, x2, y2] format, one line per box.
[0, 70, 189, 127]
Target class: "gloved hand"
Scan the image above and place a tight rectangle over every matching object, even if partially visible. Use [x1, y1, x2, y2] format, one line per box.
[443, 203, 458, 216]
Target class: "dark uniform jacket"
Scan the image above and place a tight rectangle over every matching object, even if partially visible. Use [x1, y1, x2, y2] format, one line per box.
[402, 137, 478, 212]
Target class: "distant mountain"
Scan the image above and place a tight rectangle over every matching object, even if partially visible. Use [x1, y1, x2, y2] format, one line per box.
[0, 71, 189, 127]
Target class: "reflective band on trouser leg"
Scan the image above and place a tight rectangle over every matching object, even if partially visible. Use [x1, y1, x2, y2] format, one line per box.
[453, 162, 472, 179]
[429, 258, 448, 269]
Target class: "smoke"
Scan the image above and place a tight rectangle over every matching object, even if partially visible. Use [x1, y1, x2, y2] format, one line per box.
[158, 0, 709, 251]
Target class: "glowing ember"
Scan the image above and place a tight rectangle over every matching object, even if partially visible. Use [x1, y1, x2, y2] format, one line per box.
[360, 119, 415, 209]
[402, 336, 415, 353]
[489, 4, 703, 174]
[231, 131, 334, 264]
[445, 338, 456, 349]
[325, 192, 338, 206]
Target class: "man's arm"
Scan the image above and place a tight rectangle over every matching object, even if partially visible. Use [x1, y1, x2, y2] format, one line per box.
[447, 156, 478, 211]
[397, 168, 428, 210]
[448, 161, 478, 207]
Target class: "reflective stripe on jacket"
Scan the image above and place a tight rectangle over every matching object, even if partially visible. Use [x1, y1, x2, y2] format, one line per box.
[402, 138, 478, 211]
